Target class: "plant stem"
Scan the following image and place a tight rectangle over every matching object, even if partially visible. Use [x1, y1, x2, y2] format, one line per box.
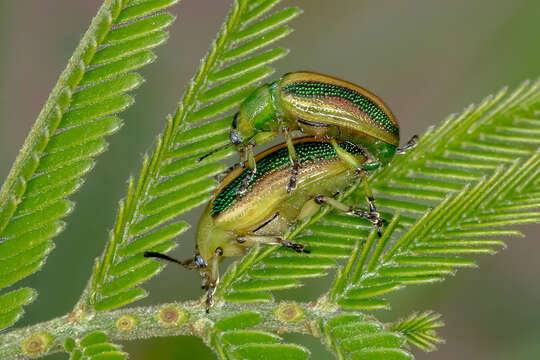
[0, 300, 347, 360]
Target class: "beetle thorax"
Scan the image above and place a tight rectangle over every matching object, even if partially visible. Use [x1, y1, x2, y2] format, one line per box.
[235, 84, 278, 143]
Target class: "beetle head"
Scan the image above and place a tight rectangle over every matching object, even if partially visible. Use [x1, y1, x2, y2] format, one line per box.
[232, 84, 277, 147]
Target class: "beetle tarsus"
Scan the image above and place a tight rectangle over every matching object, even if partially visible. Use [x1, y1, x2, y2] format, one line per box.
[367, 196, 376, 212]
[287, 163, 299, 193]
[237, 142, 257, 195]
[396, 135, 419, 154]
[205, 284, 216, 313]
[237, 168, 255, 195]
[278, 238, 309, 253]
[204, 247, 223, 313]
[282, 126, 300, 194]
[351, 209, 385, 236]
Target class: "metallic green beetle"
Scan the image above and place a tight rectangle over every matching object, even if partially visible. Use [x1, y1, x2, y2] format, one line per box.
[228, 71, 416, 196]
[146, 137, 386, 312]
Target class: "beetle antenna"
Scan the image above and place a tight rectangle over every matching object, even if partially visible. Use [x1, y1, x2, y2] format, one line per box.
[144, 251, 197, 269]
[197, 143, 234, 162]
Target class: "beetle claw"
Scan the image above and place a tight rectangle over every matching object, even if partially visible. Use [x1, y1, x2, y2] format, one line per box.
[278, 238, 309, 253]
[287, 162, 300, 193]
[397, 135, 419, 154]
[351, 209, 385, 235]
[205, 281, 218, 313]
[286, 176, 297, 193]
[237, 168, 255, 195]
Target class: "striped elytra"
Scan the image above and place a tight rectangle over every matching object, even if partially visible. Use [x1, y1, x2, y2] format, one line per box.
[281, 79, 399, 136]
[212, 140, 363, 217]
[277, 71, 399, 146]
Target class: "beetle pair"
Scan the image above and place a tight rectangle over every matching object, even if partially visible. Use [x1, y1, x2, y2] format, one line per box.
[145, 71, 417, 312]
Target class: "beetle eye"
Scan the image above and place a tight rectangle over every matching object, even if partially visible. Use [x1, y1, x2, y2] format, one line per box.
[230, 130, 242, 145]
[232, 113, 239, 129]
[195, 254, 207, 268]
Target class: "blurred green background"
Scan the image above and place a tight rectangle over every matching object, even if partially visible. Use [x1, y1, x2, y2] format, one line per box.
[1, 0, 539, 359]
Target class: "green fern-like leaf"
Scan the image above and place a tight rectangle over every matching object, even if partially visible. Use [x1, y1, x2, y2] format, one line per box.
[89, 0, 300, 311]
[391, 311, 444, 352]
[0, 0, 179, 330]
[336, 155, 540, 308]
[322, 314, 413, 360]
[218, 79, 540, 305]
[66, 331, 127, 360]
[210, 312, 309, 360]
[331, 82, 540, 311]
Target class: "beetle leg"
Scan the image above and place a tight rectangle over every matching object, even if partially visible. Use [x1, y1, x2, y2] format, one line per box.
[278, 238, 310, 253]
[330, 139, 364, 170]
[396, 135, 419, 154]
[356, 169, 376, 213]
[282, 127, 299, 193]
[200, 276, 209, 290]
[205, 247, 223, 313]
[314, 195, 385, 237]
[240, 147, 248, 168]
[237, 141, 257, 195]
[328, 139, 384, 235]
[236, 235, 310, 253]
[330, 139, 380, 171]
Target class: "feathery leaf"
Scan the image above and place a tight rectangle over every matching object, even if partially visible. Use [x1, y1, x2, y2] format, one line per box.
[322, 314, 412, 360]
[210, 311, 309, 360]
[392, 311, 445, 352]
[0, 0, 180, 329]
[66, 331, 127, 360]
[89, 0, 300, 311]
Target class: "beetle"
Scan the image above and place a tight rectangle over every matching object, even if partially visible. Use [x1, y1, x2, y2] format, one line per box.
[227, 71, 416, 195]
[145, 137, 390, 312]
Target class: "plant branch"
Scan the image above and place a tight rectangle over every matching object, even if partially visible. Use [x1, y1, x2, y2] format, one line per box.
[0, 301, 347, 360]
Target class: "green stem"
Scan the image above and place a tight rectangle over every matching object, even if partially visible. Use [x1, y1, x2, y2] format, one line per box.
[0, 301, 348, 360]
